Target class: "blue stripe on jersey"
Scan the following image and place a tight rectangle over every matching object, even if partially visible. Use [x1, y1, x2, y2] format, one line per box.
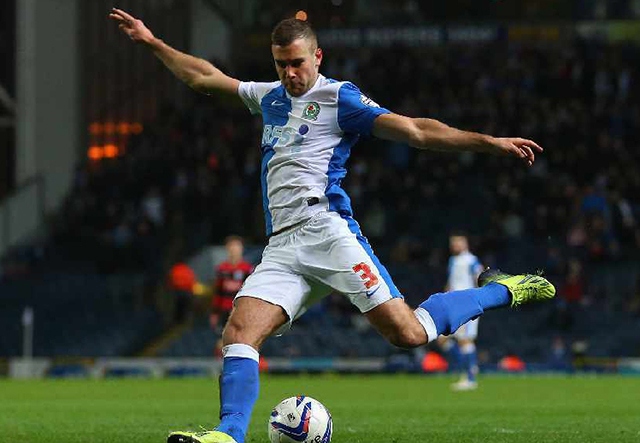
[341, 215, 403, 298]
[337, 82, 390, 136]
[325, 133, 358, 215]
[327, 82, 390, 217]
[260, 85, 291, 235]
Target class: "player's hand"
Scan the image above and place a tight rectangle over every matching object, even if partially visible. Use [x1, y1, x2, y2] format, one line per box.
[493, 137, 543, 166]
[109, 8, 155, 45]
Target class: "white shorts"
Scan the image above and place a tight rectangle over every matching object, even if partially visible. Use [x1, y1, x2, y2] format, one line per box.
[453, 318, 479, 340]
[236, 211, 402, 329]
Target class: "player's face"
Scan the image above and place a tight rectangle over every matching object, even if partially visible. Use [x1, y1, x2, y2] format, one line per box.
[272, 38, 322, 97]
[450, 236, 468, 255]
[226, 239, 244, 260]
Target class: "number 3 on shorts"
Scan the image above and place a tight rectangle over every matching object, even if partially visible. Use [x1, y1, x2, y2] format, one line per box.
[352, 262, 379, 289]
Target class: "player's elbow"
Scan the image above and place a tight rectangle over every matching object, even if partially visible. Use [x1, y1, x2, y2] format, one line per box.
[408, 118, 453, 150]
[407, 123, 434, 149]
[187, 75, 209, 94]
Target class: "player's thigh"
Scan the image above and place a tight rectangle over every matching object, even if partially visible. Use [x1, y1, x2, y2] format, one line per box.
[364, 298, 427, 348]
[299, 213, 402, 313]
[223, 296, 288, 349]
[232, 260, 312, 342]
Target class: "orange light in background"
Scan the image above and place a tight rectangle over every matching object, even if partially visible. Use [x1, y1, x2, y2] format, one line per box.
[117, 122, 130, 135]
[88, 122, 143, 135]
[103, 144, 119, 158]
[89, 122, 103, 135]
[103, 122, 116, 135]
[88, 146, 103, 160]
[130, 122, 143, 134]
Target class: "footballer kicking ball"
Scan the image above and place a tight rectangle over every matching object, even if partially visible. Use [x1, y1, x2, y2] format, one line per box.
[268, 395, 333, 443]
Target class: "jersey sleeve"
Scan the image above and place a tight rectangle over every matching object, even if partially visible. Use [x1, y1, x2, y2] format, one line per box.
[237, 81, 280, 115]
[337, 82, 391, 136]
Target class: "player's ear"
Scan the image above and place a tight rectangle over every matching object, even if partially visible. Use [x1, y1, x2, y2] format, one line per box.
[315, 47, 323, 68]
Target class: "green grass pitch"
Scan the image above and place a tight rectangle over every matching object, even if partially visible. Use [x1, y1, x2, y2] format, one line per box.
[1, 375, 638, 443]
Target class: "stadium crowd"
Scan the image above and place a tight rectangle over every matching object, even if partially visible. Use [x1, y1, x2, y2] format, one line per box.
[47, 40, 639, 313]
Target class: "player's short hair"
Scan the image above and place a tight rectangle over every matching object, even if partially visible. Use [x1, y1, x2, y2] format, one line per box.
[449, 230, 468, 239]
[271, 18, 318, 48]
[225, 235, 244, 245]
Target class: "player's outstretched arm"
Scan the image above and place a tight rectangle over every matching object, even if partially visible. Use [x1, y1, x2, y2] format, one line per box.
[109, 8, 239, 95]
[372, 113, 542, 166]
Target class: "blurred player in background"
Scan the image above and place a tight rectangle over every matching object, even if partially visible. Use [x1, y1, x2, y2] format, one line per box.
[210, 236, 253, 355]
[110, 8, 555, 443]
[439, 233, 484, 391]
[168, 261, 197, 324]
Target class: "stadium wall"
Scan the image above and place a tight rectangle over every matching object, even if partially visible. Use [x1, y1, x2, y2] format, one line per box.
[7, 0, 79, 254]
[189, 0, 231, 64]
[16, 0, 79, 209]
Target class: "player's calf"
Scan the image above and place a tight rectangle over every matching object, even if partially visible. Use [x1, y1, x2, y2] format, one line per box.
[413, 270, 554, 341]
[386, 326, 427, 349]
[365, 299, 428, 348]
[167, 297, 289, 443]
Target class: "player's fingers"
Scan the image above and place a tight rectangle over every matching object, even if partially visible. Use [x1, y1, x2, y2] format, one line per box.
[109, 14, 127, 23]
[520, 138, 543, 152]
[509, 143, 525, 158]
[519, 144, 535, 162]
[522, 149, 534, 165]
[112, 8, 136, 23]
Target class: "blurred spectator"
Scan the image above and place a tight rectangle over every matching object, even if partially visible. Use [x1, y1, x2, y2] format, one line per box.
[562, 259, 586, 304]
[547, 336, 571, 371]
[210, 236, 254, 335]
[586, 214, 619, 262]
[610, 189, 639, 251]
[141, 187, 165, 227]
[168, 262, 197, 324]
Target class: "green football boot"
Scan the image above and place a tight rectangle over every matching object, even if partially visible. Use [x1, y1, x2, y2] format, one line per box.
[478, 268, 556, 307]
[167, 430, 237, 443]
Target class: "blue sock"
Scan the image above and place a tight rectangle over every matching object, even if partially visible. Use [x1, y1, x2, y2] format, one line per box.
[467, 350, 478, 382]
[460, 343, 478, 382]
[217, 345, 260, 443]
[441, 340, 461, 372]
[418, 284, 509, 336]
[478, 283, 511, 310]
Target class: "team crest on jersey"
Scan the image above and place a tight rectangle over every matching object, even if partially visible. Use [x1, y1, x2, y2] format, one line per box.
[360, 94, 380, 108]
[302, 101, 321, 120]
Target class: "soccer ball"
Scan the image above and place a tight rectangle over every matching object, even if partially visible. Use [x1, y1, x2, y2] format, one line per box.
[268, 395, 333, 443]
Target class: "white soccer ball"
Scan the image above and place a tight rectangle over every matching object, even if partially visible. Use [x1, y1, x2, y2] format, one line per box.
[268, 395, 333, 443]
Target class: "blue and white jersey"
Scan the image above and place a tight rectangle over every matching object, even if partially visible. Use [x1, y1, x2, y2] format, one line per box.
[447, 251, 483, 291]
[238, 74, 390, 236]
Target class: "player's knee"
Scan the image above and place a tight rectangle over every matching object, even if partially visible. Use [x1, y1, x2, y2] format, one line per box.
[221, 311, 278, 350]
[221, 318, 242, 345]
[221, 316, 256, 348]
